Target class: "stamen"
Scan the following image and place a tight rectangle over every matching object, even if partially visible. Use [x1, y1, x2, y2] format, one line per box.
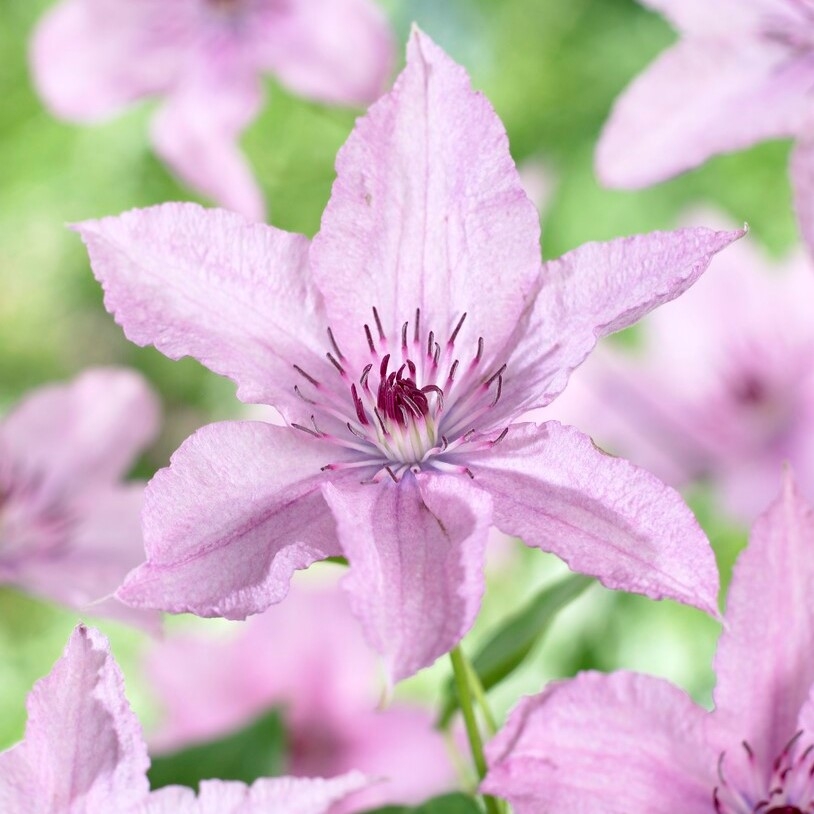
[447, 359, 459, 382]
[360, 363, 373, 390]
[485, 363, 507, 388]
[293, 364, 319, 387]
[427, 330, 435, 358]
[414, 308, 421, 343]
[326, 352, 346, 376]
[491, 373, 504, 406]
[372, 306, 386, 340]
[432, 342, 440, 366]
[292, 422, 321, 438]
[384, 465, 398, 483]
[294, 385, 316, 404]
[492, 427, 509, 445]
[364, 324, 376, 353]
[327, 326, 344, 360]
[474, 337, 484, 364]
[347, 422, 367, 439]
[401, 321, 409, 349]
[448, 312, 467, 344]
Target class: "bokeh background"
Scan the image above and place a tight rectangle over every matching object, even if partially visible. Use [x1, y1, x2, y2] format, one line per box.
[0, 0, 793, 796]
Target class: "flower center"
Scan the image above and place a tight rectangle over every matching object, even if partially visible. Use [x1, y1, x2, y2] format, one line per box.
[290, 307, 509, 482]
[714, 734, 814, 814]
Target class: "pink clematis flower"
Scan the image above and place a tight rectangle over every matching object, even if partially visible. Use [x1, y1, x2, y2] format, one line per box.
[548, 228, 814, 523]
[0, 368, 160, 627]
[30, 0, 394, 222]
[146, 580, 456, 810]
[482, 472, 814, 814]
[0, 623, 371, 813]
[75, 29, 742, 682]
[596, 0, 814, 250]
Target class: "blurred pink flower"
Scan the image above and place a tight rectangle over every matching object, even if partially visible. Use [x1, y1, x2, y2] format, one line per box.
[30, 0, 394, 221]
[76, 29, 741, 682]
[483, 472, 814, 814]
[146, 580, 456, 811]
[0, 623, 371, 813]
[548, 232, 814, 522]
[596, 0, 814, 251]
[0, 368, 160, 628]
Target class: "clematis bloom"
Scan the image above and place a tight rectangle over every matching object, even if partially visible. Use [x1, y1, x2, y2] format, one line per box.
[0, 623, 371, 813]
[596, 0, 814, 251]
[76, 30, 742, 682]
[483, 472, 814, 813]
[30, 0, 394, 221]
[146, 580, 456, 810]
[0, 368, 159, 627]
[548, 226, 814, 522]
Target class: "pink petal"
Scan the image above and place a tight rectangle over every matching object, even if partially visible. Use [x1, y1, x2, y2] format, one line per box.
[596, 39, 813, 188]
[29, 0, 183, 121]
[0, 625, 149, 811]
[150, 67, 266, 221]
[711, 473, 814, 766]
[791, 139, 814, 258]
[8, 484, 160, 632]
[0, 367, 159, 497]
[323, 472, 493, 682]
[117, 421, 341, 619]
[252, 0, 394, 105]
[464, 422, 719, 615]
[482, 671, 714, 814]
[311, 28, 541, 359]
[73, 204, 325, 416]
[498, 227, 743, 418]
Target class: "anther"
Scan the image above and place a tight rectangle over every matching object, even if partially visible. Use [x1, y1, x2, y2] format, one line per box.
[447, 359, 459, 382]
[326, 352, 346, 376]
[384, 466, 399, 483]
[360, 363, 373, 390]
[293, 364, 320, 387]
[492, 427, 509, 445]
[347, 422, 366, 439]
[448, 312, 467, 345]
[427, 330, 435, 358]
[485, 364, 507, 388]
[374, 408, 388, 435]
[491, 373, 504, 406]
[294, 385, 316, 404]
[364, 324, 376, 353]
[474, 337, 484, 364]
[401, 321, 409, 349]
[327, 326, 344, 360]
[414, 308, 421, 343]
[432, 342, 440, 366]
[372, 306, 386, 341]
[351, 384, 369, 425]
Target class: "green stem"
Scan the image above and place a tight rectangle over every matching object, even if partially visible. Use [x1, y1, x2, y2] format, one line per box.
[464, 658, 498, 737]
[449, 646, 503, 814]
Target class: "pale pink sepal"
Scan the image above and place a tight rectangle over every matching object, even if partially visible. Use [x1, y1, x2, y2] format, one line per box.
[117, 421, 342, 619]
[323, 472, 493, 682]
[311, 28, 541, 357]
[711, 471, 814, 764]
[465, 422, 720, 616]
[72, 204, 324, 416]
[0, 625, 150, 813]
[482, 671, 714, 814]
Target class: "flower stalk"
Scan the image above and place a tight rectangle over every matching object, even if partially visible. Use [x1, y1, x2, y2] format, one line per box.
[449, 646, 504, 814]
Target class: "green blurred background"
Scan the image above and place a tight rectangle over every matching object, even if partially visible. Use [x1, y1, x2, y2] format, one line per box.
[0, 0, 792, 781]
